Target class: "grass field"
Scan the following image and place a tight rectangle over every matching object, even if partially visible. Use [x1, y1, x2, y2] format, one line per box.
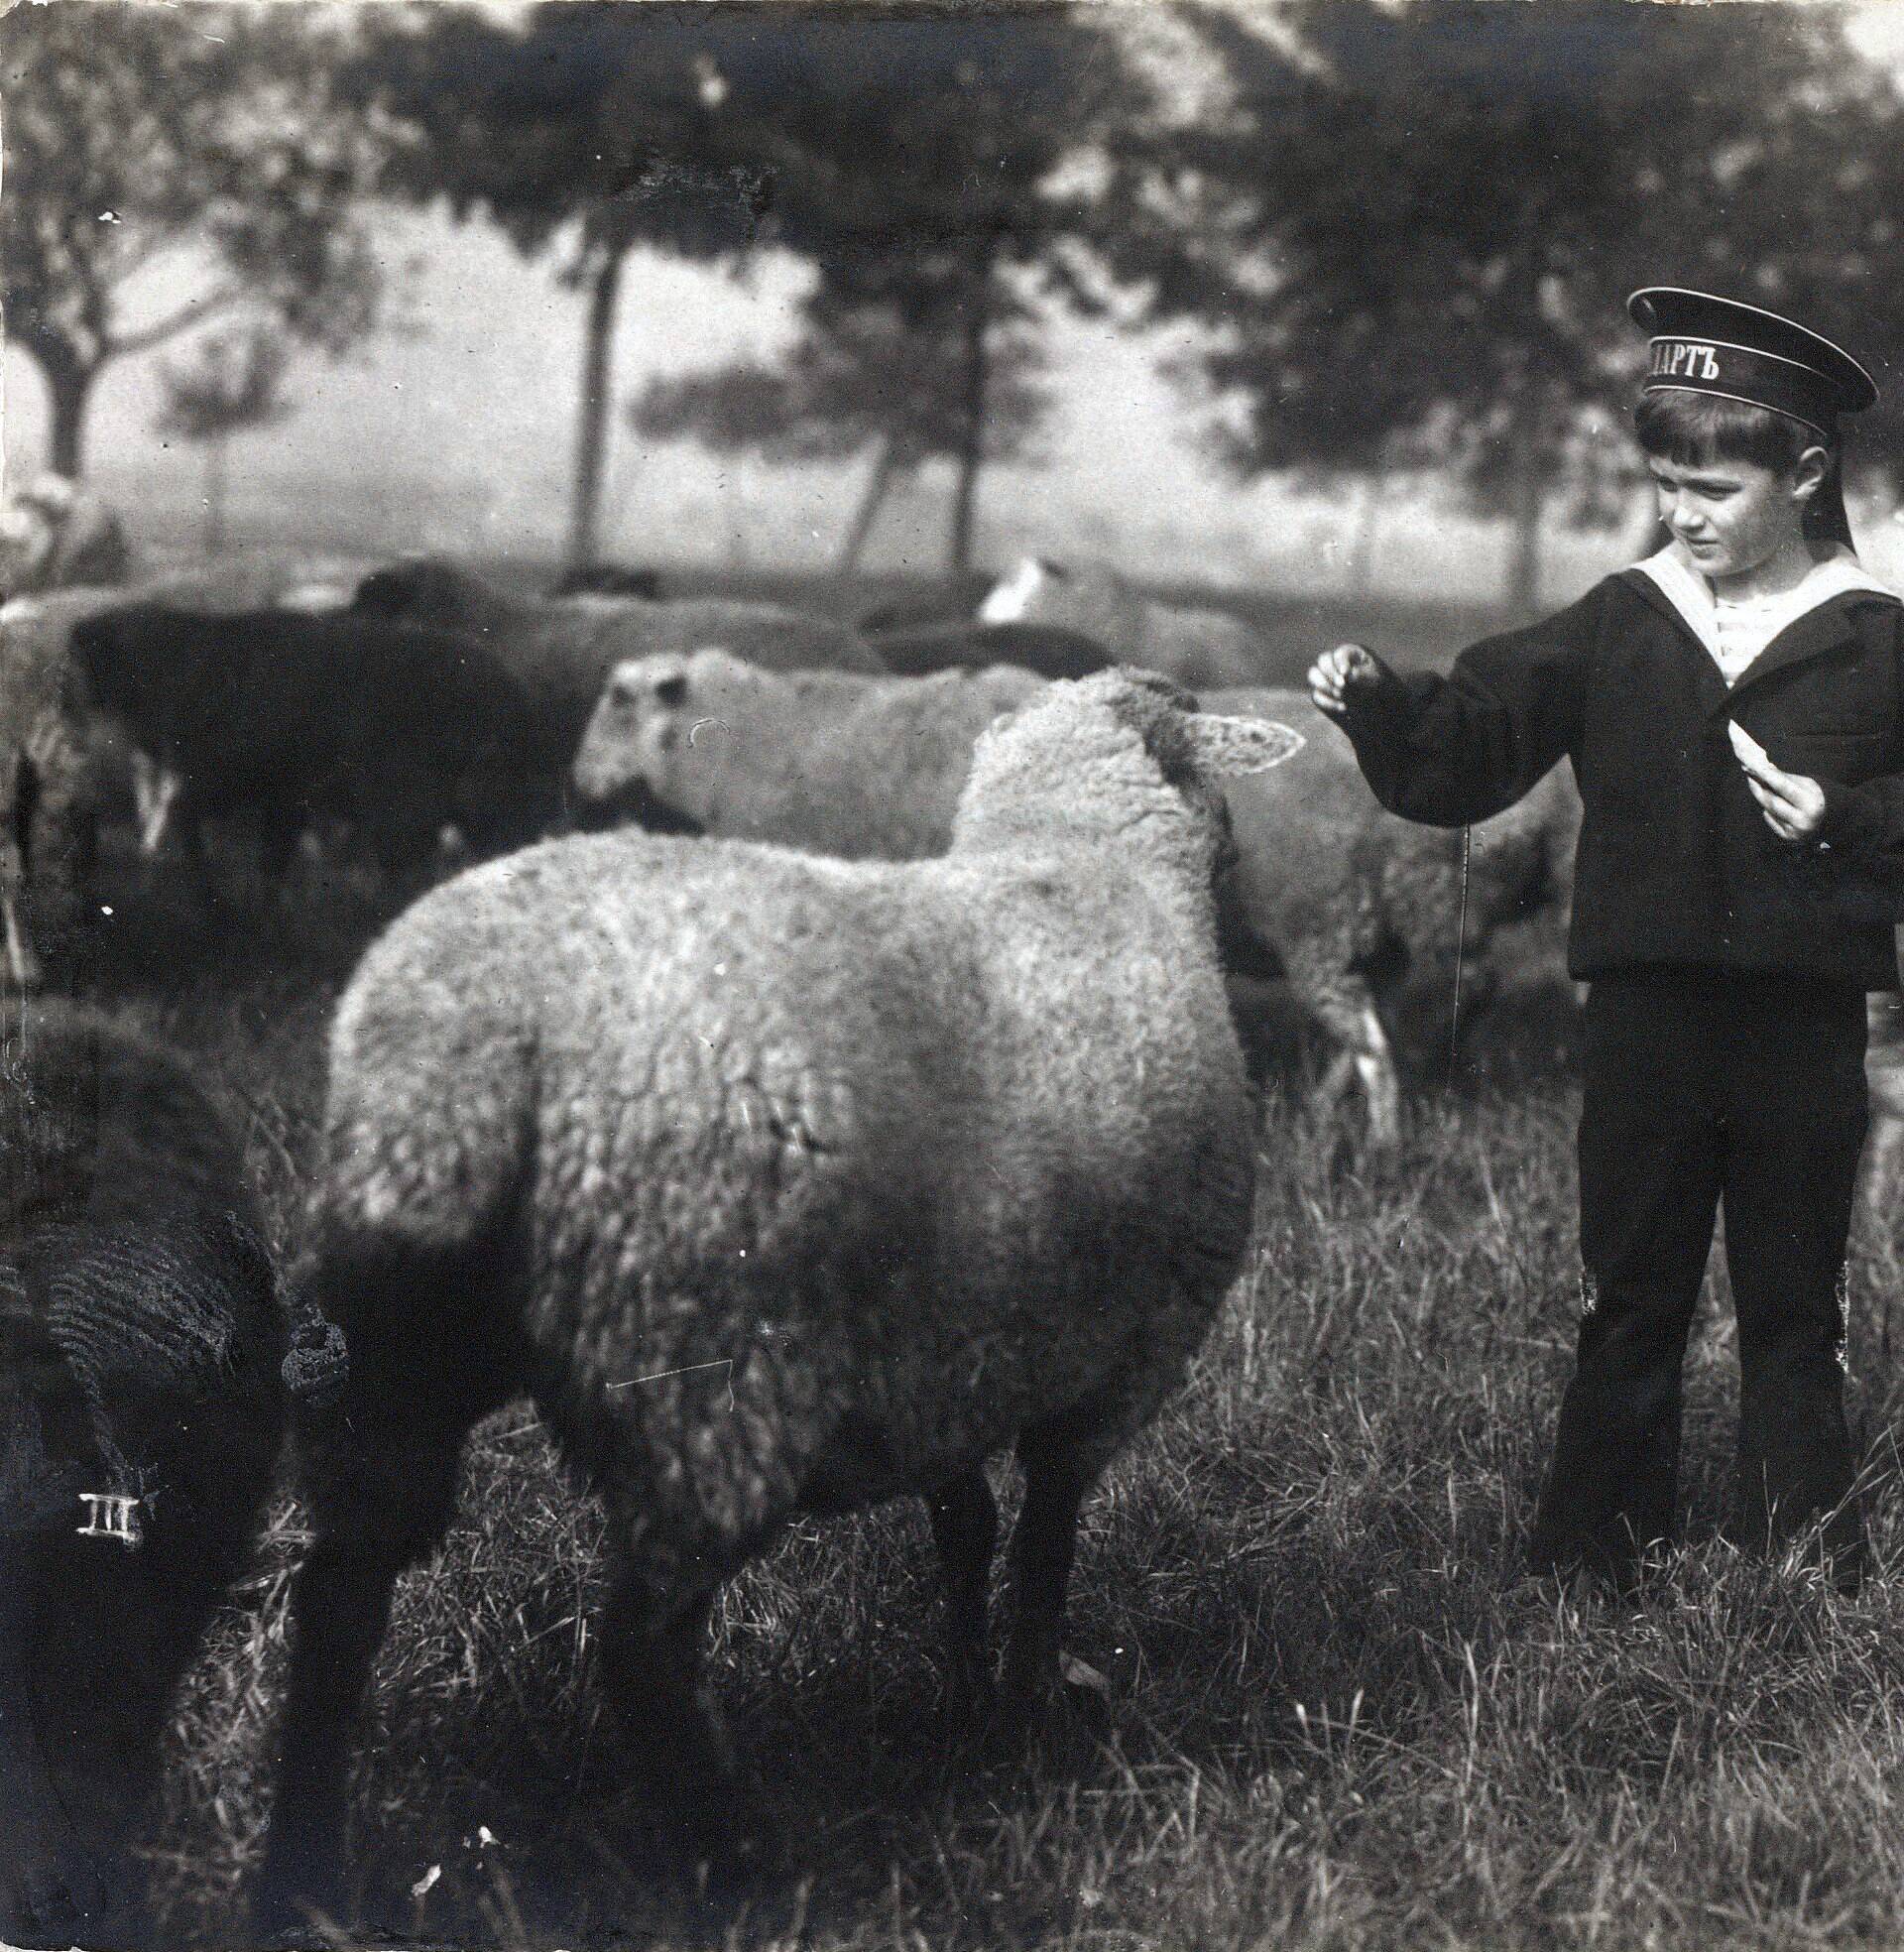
[50, 564, 1904, 1951]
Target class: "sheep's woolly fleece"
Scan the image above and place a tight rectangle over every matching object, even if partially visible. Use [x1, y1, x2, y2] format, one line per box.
[317, 673, 1299, 1552]
[570, 648, 1044, 859]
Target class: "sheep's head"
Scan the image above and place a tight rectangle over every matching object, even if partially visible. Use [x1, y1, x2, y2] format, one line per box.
[954, 667, 1301, 894]
[568, 647, 763, 835]
[349, 557, 500, 630]
[979, 555, 1142, 657]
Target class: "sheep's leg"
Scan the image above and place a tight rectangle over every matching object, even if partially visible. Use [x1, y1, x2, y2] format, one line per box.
[0, 1543, 107, 1944]
[255, 1425, 471, 1942]
[255, 1260, 515, 1945]
[593, 1555, 783, 1872]
[1282, 945, 1400, 1146]
[598, 1574, 738, 1787]
[996, 1433, 1098, 1746]
[927, 1466, 999, 1738]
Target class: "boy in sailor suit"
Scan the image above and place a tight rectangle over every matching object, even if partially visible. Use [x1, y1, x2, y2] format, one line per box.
[1309, 289, 1904, 1588]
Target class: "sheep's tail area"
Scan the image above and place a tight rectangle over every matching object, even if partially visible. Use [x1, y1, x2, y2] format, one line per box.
[312, 979, 539, 1267]
[294, 985, 539, 1525]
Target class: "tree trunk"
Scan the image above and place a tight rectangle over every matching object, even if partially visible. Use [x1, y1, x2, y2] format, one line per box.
[203, 437, 229, 555]
[45, 359, 96, 479]
[1504, 390, 1547, 617]
[1349, 474, 1383, 596]
[836, 435, 901, 576]
[565, 251, 626, 577]
[947, 246, 997, 576]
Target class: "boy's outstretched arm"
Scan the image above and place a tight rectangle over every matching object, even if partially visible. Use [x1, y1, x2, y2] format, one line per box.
[1304, 585, 1601, 828]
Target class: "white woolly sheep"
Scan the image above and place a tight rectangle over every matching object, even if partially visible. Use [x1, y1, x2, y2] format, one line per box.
[572, 654, 1579, 1143]
[1204, 686, 1579, 1140]
[572, 649, 1044, 856]
[981, 554, 1267, 689]
[253, 670, 1300, 1932]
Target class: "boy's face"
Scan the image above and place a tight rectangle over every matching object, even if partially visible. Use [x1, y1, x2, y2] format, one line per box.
[1646, 447, 1827, 583]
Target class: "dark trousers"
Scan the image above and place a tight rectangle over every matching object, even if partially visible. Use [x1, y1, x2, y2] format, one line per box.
[1528, 967, 1869, 1587]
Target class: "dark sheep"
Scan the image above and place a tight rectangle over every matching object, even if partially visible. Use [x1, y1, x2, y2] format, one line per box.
[852, 570, 995, 636]
[0, 999, 290, 1945]
[69, 603, 559, 886]
[546, 563, 664, 601]
[349, 556, 886, 768]
[866, 619, 1113, 681]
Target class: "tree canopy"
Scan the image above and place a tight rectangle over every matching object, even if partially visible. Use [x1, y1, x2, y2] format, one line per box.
[345, 1, 1145, 571]
[2, 0, 382, 477]
[1105, 0, 1904, 606]
[630, 275, 1051, 571]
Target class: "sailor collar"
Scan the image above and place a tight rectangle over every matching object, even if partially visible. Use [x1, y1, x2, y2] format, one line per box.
[1627, 541, 1895, 670]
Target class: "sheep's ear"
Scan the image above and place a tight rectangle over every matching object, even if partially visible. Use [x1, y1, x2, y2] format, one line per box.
[1183, 713, 1304, 776]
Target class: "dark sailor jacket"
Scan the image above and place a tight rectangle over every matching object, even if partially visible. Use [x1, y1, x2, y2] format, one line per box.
[1341, 549, 1904, 990]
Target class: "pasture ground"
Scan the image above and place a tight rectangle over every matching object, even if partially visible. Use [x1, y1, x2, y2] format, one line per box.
[54, 567, 1904, 1951]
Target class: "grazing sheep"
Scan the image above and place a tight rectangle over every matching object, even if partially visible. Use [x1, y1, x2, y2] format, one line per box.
[572, 656, 1578, 1141]
[0, 477, 135, 598]
[1206, 686, 1580, 1140]
[572, 649, 1044, 857]
[1, 557, 399, 964]
[252, 671, 1300, 1932]
[853, 570, 995, 636]
[0, 999, 290, 1946]
[70, 603, 557, 886]
[981, 554, 1267, 689]
[350, 556, 886, 762]
[548, 563, 664, 601]
[867, 618, 1113, 681]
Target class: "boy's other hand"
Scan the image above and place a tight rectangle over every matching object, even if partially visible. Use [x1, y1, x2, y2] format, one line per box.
[1308, 643, 1386, 720]
[1728, 719, 1828, 843]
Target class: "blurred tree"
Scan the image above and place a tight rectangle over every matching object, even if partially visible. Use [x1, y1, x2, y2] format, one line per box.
[733, 9, 1139, 575]
[342, 3, 776, 576]
[1105, 0, 1904, 610]
[154, 325, 295, 554]
[345, 3, 1143, 576]
[1, 1, 381, 479]
[629, 280, 1050, 575]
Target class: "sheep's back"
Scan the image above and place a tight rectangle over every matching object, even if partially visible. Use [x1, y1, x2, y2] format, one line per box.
[323, 830, 1253, 1491]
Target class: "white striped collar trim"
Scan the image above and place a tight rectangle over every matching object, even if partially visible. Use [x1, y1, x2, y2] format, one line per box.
[1628, 542, 1895, 661]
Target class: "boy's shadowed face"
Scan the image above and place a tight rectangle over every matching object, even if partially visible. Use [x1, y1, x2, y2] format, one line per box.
[1646, 447, 1828, 588]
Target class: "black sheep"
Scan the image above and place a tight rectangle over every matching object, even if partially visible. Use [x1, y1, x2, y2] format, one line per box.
[69, 603, 559, 886]
[0, 1000, 301, 1946]
[864, 618, 1113, 681]
[546, 562, 663, 601]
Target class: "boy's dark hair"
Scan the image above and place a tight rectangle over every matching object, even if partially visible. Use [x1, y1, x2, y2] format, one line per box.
[1634, 390, 1844, 542]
